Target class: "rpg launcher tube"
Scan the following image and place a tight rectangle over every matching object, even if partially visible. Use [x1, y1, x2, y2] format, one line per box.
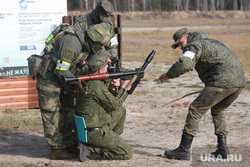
[62, 70, 144, 86]
[127, 50, 156, 94]
[141, 50, 155, 71]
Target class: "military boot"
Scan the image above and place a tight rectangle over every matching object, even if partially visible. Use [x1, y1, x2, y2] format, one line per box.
[211, 135, 229, 159]
[78, 142, 103, 161]
[164, 133, 193, 160]
[51, 148, 78, 160]
[79, 142, 92, 162]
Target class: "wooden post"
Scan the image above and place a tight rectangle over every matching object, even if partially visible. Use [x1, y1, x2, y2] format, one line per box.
[62, 16, 71, 24]
[117, 14, 122, 68]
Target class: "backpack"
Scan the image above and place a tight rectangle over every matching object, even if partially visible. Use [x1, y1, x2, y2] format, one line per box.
[27, 23, 77, 79]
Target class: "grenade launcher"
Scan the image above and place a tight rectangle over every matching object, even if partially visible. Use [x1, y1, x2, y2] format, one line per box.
[62, 50, 156, 94]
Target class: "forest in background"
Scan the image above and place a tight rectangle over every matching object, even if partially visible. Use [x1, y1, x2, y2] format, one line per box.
[68, 0, 250, 11]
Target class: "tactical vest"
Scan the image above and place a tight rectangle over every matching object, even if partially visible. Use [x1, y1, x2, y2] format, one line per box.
[28, 23, 85, 79]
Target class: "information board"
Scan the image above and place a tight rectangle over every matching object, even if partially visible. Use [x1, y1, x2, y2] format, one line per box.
[0, 0, 67, 78]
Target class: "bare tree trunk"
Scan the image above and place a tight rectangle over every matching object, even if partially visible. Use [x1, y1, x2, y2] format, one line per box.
[132, 0, 135, 11]
[185, 0, 189, 11]
[85, 0, 88, 10]
[93, 0, 96, 9]
[80, 0, 83, 10]
[148, 0, 152, 10]
[176, 0, 183, 10]
[196, 0, 200, 11]
[124, 0, 128, 11]
[221, 0, 225, 10]
[127, 0, 130, 11]
[216, 0, 220, 10]
[210, 0, 215, 11]
[233, 0, 238, 10]
[240, 0, 243, 10]
[114, 0, 118, 11]
[202, 0, 208, 11]
[142, 0, 146, 11]
[247, 0, 250, 10]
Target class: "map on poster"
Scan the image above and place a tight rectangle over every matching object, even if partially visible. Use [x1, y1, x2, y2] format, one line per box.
[0, 0, 67, 78]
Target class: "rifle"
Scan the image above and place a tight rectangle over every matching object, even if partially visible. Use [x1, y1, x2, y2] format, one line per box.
[62, 50, 156, 94]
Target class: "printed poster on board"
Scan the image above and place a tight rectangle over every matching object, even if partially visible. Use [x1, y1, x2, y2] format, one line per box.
[0, 0, 67, 78]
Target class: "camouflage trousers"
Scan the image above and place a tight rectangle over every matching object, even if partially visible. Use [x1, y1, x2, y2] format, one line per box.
[183, 86, 244, 137]
[37, 75, 76, 149]
[87, 107, 133, 160]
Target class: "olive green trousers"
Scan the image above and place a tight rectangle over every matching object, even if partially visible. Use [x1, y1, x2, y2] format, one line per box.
[183, 86, 244, 136]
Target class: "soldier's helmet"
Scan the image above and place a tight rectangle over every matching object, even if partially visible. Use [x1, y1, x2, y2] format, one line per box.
[88, 51, 109, 73]
[94, 0, 114, 22]
[87, 23, 111, 46]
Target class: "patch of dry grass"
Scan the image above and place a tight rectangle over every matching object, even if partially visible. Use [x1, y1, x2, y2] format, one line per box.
[122, 30, 182, 64]
[0, 109, 43, 132]
[122, 17, 250, 28]
[207, 28, 250, 72]
[119, 11, 250, 27]
[122, 19, 250, 73]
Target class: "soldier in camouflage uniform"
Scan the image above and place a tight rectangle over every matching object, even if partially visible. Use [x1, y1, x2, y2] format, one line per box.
[36, 23, 111, 160]
[74, 0, 118, 63]
[75, 53, 133, 160]
[159, 27, 245, 160]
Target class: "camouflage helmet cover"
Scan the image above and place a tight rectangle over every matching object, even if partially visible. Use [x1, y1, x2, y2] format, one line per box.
[87, 23, 111, 46]
[95, 0, 114, 22]
[88, 51, 109, 73]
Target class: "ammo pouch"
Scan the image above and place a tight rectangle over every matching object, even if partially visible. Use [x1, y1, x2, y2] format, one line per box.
[37, 54, 51, 77]
[37, 54, 57, 77]
[27, 54, 43, 80]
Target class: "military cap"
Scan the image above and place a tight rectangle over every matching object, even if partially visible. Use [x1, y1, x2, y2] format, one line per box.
[172, 27, 189, 49]
[95, 0, 114, 22]
[87, 23, 111, 46]
[88, 51, 109, 73]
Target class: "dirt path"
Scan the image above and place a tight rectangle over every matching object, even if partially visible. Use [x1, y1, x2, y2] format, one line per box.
[0, 62, 249, 167]
[1, 11, 250, 165]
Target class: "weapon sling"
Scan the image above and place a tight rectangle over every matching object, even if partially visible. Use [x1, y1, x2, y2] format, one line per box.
[161, 91, 202, 107]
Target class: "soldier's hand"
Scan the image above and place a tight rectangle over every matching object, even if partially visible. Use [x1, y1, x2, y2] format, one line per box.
[159, 73, 169, 83]
[110, 78, 121, 90]
[121, 80, 131, 90]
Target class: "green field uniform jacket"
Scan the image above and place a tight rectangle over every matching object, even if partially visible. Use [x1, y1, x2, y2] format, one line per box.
[74, 13, 118, 62]
[166, 31, 245, 88]
[76, 80, 128, 128]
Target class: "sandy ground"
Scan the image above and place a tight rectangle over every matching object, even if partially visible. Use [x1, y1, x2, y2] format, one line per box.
[1, 10, 250, 167]
[0, 60, 249, 167]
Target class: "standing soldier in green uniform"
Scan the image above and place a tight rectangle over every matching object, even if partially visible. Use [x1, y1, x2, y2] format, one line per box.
[36, 23, 111, 160]
[75, 53, 133, 161]
[74, 0, 118, 63]
[159, 28, 245, 160]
